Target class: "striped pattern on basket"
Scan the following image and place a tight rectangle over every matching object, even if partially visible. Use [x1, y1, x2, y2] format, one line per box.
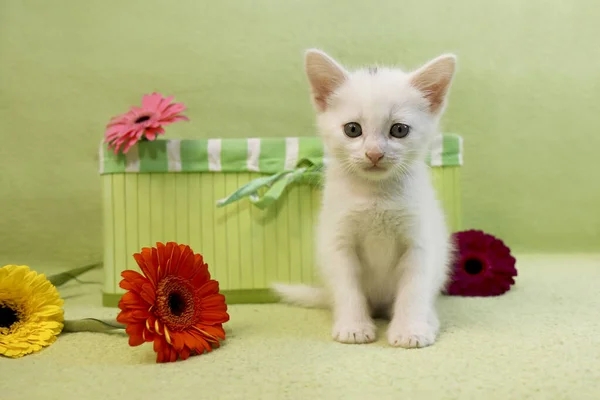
[99, 134, 463, 175]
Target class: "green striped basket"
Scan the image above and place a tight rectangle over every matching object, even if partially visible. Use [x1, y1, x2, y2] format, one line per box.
[100, 134, 463, 306]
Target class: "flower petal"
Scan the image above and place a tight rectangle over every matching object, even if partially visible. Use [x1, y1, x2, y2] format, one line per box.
[170, 331, 186, 351]
[143, 126, 165, 141]
[125, 323, 146, 346]
[169, 346, 178, 362]
[160, 102, 186, 119]
[160, 115, 189, 125]
[142, 93, 162, 110]
[137, 248, 158, 287]
[118, 291, 149, 309]
[140, 282, 156, 305]
[194, 324, 226, 341]
[179, 346, 191, 361]
[177, 246, 196, 279]
[200, 311, 230, 325]
[157, 96, 176, 112]
[187, 329, 213, 353]
[154, 337, 167, 363]
[199, 293, 227, 309]
[166, 242, 182, 275]
[197, 280, 220, 298]
[191, 262, 211, 287]
[145, 314, 157, 334]
[156, 242, 167, 277]
[120, 270, 147, 290]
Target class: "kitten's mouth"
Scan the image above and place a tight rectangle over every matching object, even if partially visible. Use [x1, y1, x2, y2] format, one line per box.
[365, 165, 387, 172]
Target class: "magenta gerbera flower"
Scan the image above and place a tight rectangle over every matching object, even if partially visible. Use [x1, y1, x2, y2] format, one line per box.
[104, 92, 189, 154]
[445, 230, 518, 297]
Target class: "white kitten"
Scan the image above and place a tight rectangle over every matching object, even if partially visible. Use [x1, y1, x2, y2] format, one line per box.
[273, 49, 456, 348]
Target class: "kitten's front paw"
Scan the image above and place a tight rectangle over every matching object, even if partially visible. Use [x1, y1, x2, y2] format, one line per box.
[387, 321, 437, 349]
[332, 319, 376, 344]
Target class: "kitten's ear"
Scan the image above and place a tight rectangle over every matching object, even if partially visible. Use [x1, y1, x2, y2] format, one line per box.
[304, 49, 349, 112]
[410, 54, 456, 114]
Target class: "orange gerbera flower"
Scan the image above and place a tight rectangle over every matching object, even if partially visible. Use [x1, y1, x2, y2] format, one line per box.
[116, 242, 229, 363]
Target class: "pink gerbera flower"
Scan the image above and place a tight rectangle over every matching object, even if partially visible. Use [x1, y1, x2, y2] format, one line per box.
[445, 230, 518, 297]
[105, 93, 189, 154]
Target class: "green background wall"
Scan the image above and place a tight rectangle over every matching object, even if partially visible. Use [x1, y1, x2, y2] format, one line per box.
[1, 0, 599, 268]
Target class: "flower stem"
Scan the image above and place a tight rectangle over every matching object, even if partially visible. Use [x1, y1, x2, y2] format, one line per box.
[62, 318, 125, 333]
[48, 263, 102, 287]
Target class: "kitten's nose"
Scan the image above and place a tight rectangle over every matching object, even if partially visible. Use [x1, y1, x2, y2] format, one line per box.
[365, 151, 384, 164]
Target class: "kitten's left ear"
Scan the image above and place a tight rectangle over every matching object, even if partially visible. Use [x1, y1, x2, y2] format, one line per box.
[410, 54, 457, 114]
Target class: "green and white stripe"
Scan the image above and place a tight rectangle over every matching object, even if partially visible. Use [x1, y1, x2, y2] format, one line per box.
[99, 133, 462, 175]
[427, 133, 463, 167]
[100, 134, 462, 208]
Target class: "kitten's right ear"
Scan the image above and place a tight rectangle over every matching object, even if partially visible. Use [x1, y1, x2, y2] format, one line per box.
[304, 49, 348, 112]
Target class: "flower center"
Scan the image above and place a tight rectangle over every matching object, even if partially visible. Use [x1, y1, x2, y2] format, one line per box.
[156, 276, 200, 331]
[464, 258, 484, 275]
[134, 115, 151, 124]
[168, 292, 186, 316]
[0, 305, 18, 328]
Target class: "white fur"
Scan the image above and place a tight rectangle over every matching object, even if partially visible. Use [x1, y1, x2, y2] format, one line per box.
[273, 49, 456, 348]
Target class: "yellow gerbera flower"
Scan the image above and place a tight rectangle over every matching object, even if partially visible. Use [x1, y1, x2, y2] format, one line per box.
[0, 265, 64, 358]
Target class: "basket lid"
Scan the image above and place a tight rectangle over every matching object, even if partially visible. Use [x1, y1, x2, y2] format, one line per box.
[99, 134, 462, 175]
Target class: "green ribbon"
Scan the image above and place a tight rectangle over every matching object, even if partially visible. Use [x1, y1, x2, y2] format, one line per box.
[216, 158, 323, 209]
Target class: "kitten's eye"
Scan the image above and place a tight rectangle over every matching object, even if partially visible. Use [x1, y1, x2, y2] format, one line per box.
[343, 122, 362, 138]
[390, 123, 410, 138]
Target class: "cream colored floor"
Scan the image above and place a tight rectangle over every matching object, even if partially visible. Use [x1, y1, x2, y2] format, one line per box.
[2, 254, 600, 400]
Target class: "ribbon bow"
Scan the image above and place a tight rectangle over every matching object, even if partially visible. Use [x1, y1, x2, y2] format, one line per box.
[216, 158, 323, 209]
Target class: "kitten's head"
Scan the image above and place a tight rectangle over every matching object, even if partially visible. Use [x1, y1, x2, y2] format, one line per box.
[304, 49, 456, 181]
